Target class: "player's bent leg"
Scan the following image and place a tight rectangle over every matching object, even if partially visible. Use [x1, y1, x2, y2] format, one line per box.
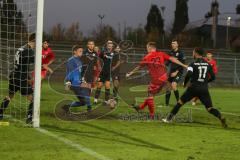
[70, 86, 87, 108]
[146, 97, 155, 119]
[164, 88, 195, 122]
[81, 87, 92, 111]
[207, 107, 227, 128]
[198, 92, 227, 128]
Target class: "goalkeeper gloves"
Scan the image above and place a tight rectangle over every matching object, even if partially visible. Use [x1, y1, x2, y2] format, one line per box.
[65, 81, 71, 91]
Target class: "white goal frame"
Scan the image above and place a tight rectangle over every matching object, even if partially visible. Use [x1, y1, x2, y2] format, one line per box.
[33, 0, 44, 128]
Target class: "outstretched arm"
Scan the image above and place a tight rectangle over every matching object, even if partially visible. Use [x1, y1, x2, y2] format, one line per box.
[169, 57, 188, 69]
[126, 66, 141, 78]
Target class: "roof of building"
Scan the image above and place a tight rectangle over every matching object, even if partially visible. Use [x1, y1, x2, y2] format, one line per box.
[185, 13, 240, 30]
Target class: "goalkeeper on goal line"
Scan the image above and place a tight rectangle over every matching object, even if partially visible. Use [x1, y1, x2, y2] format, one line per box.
[0, 33, 36, 124]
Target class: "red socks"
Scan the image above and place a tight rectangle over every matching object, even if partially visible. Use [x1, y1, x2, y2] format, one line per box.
[139, 97, 155, 119]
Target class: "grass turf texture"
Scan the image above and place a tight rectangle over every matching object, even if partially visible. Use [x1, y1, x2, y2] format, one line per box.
[0, 81, 240, 160]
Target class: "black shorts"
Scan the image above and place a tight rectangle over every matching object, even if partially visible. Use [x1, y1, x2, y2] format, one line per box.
[8, 74, 33, 96]
[84, 74, 95, 84]
[168, 72, 182, 83]
[98, 71, 111, 83]
[180, 86, 213, 109]
[111, 72, 120, 81]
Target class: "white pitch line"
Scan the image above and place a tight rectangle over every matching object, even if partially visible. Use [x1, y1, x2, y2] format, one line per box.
[156, 106, 240, 117]
[6, 115, 112, 160]
[36, 128, 112, 160]
[184, 107, 240, 117]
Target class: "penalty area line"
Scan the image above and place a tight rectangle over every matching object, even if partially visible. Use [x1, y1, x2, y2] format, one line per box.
[184, 107, 240, 117]
[6, 115, 112, 160]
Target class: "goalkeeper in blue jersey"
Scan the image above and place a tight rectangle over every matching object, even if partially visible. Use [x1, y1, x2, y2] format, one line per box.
[64, 45, 92, 112]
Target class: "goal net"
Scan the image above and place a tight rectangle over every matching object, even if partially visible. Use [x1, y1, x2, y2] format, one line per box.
[0, 0, 43, 127]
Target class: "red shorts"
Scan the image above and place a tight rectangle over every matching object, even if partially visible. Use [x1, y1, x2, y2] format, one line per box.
[32, 70, 48, 79]
[148, 82, 166, 95]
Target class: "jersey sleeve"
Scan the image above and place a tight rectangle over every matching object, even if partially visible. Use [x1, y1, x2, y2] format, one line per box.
[161, 52, 170, 61]
[187, 63, 194, 73]
[184, 63, 194, 86]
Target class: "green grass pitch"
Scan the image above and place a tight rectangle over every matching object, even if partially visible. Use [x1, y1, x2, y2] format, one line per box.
[0, 81, 240, 160]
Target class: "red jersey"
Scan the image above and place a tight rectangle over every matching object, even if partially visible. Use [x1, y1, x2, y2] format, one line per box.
[42, 47, 55, 65]
[139, 51, 170, 84]
[204, 58, 218, 74]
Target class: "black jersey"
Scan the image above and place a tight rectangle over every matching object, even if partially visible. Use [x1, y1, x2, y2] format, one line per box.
[12, 44, 35, 79]
[111, 52, 121, 73]
[184, 58, 215, 87]
[81, 49, 98, 83]
[100, 48, 115, 73]
[168, 49, 185, 73]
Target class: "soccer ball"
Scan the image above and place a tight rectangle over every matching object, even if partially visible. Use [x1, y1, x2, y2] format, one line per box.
[107, 99, 117, 109]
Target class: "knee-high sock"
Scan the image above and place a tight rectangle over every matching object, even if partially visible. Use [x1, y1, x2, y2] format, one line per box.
[174, 90, 179, 101]
[209, 108, 222, 120]
[0, 98, 10, 115]
[105, 89, 110, 101]
[147, 98, 155, 119]
[165, 91, 171, 105]
[140, 99, 149, 110]
[167, 102, 182, 121]
[113, 87, 118, 99]
[95, 88, 101, 99]
[27, 102, 33, 118]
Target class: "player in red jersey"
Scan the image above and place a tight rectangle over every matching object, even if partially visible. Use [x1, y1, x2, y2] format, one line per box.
[192, 51, 218, 106]
[126, 42, 187, 119]
[204, 52, 218, 74]
[31, 39, 55, 87]
[41, 39, 55, 77]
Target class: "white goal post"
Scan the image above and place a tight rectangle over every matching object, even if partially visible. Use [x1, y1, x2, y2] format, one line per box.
[33, 0, 44, 128]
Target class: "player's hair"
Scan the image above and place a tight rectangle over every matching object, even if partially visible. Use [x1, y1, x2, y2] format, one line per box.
[194, 47, 205, 56]
[147, 42, 157, 48]
[43, 39, 50, 43]
[72, 44, 83, 53]
[87, 39, 95, 44]
[171, 38, 178, 43]
[28, 33, 36, 42]
[206, 51, 213, 55]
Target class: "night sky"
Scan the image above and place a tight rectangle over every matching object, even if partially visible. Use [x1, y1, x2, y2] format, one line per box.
[43, 0, 240, 35]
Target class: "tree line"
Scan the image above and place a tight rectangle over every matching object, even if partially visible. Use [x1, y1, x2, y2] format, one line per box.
[1, 0, 240, 48]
